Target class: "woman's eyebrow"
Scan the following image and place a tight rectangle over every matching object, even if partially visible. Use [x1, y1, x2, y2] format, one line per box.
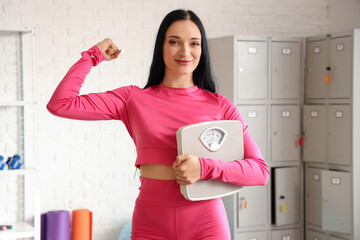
[168, 35, 201, 40]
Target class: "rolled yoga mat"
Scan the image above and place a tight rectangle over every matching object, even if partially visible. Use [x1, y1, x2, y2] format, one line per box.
[72, 209, 92, 240]
[41, 213, 46, 240]
[42, 210, 70, 240]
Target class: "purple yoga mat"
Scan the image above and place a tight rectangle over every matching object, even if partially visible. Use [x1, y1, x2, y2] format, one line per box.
[41, 214, 47, 240]
[43, 210, 70, 240]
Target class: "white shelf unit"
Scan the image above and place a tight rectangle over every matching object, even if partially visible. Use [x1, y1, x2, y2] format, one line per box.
[0, 27, 39, 240]
[0, 223, 36, 239]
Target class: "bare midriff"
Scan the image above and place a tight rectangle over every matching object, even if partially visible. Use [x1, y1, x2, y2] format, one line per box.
[140, 164, 177, 180]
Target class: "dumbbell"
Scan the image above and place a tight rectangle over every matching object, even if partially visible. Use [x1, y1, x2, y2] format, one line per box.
[6, 154, 23, 170]
[0, 155, 6, 170]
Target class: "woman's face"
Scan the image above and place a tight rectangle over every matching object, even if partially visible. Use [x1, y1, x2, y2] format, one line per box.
[162, 20, 202, 78]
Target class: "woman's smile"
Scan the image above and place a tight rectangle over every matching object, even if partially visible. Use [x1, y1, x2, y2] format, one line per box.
[175, 59, 193, 65]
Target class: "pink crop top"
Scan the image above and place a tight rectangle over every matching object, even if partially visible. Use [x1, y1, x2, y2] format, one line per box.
[47, 46, 269, 186]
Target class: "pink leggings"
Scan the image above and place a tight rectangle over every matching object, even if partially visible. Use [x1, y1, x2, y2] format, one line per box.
[131, 177, 231, 240]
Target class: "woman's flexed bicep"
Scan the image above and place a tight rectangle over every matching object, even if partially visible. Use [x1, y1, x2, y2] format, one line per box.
[47, 45, 133, 121]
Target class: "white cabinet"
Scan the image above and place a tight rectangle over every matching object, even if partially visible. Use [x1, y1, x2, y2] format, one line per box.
[271, 228, 300, 240]
[328, 36, 352, 99]
[270, 105, 301, 163]
[0, 27, 39, 240]
[271, 41, 301, 99]
[303, 104, 351, 166]
[272, 167, 300, 226]
[321, 170, 351, 234]
[304, 29, 360, 240]
[303, 105, 327, 163]
[236, 231, 268, 240]
[327, 105, 351, 165]
[305, 39, 328, 99]
[210, 29, 360, 240]
[305, 167, 323, 227]
[237, 186, 267, 228]
[236, 40, 268, 100]
[238, 105, 268, 162]
[209, 35, 303, 240]
[305, 34, 352, 100]
[306, 229, 328, 240]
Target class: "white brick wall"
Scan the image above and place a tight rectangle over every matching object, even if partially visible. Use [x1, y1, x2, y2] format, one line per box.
[1, 0, 329, 239]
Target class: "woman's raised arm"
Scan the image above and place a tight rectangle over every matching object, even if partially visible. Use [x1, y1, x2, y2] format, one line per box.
[47, 40, 133, 121]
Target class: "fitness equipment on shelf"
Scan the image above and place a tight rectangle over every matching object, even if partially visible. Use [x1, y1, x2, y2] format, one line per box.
[6, 154, 23, 170]
[0, 155, 6, 170]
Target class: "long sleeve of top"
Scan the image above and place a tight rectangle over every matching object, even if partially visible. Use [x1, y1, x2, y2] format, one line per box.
[47, 46, 131, 121]
[47, 45, 269, 187]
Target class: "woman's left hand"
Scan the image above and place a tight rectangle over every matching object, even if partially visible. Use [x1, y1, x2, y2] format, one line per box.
[172, 154, 201, 185]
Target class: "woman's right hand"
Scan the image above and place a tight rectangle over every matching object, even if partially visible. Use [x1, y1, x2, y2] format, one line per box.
[96, 38, 121, 61]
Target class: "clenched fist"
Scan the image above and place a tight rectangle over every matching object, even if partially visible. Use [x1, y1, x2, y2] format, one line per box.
[96, 38, 121, 61]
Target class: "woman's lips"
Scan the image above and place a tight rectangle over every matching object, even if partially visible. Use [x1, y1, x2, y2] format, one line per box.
[175, 59, 192, 65]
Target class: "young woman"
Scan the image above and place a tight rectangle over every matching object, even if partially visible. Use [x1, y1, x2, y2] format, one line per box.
[47, 9, 269, 240]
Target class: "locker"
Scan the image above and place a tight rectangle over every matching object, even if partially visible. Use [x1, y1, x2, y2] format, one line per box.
[237, 40, 268, 100]
[303, 105, 327, 163]
[271, 41, 301, 99]
[271, 105, 301, 162]
[306, 229, 327, 240]
[327, 105, 351, 166]
[321, 170, 351, 234]
[305, 167, 323, 226]
[271, 228, 300, 240]
[237, 186, 267, 228]
[273, 167, 300, 226]
[305, 39, 327, 99]
[238, 105, 267, 160]
[329, 36, 352, 99]
[236, 231, 267, 240]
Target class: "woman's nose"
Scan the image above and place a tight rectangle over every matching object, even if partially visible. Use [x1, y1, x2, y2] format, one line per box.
[179, 44, 190, 57]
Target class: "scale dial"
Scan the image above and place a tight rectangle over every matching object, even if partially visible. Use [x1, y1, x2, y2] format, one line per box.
[199, 127, 228, 152]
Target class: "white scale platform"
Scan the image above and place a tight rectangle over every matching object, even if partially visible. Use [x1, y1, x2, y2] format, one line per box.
[176, 120, 244, 201]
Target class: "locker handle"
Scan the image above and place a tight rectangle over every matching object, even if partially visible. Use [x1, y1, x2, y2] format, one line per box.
[239, 197, 247, 210]
[325, 74, 329, 83]
[298, 137, 303, 146]
[280, 195, 285, 199]
[326, 66, 331, 71]
[280, 203, 287, 212]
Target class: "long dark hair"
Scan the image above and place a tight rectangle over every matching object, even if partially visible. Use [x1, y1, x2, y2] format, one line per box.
[144, 9, 216, 93]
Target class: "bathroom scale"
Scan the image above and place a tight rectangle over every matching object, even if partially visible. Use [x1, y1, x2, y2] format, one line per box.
[176, 120, 244, 201]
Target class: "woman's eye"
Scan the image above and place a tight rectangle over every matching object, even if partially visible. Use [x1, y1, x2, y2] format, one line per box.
[169, 40, 178, 45]
[191, 42, 200, 47]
